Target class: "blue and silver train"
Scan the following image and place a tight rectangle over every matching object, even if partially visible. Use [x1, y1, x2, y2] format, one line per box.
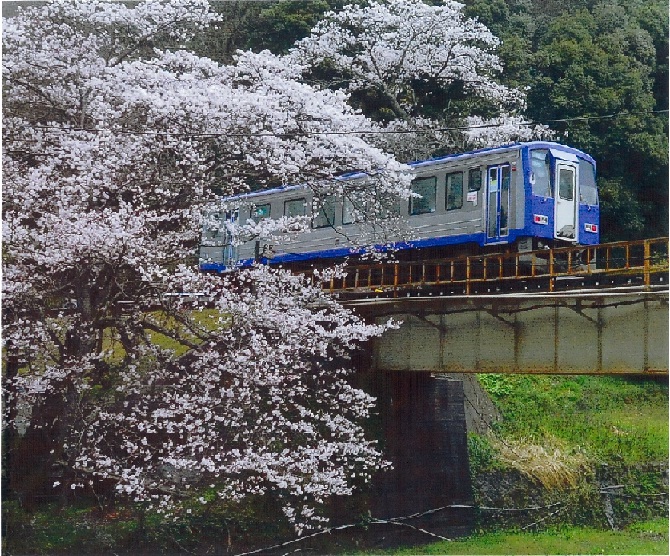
[200, 141, 599, 272]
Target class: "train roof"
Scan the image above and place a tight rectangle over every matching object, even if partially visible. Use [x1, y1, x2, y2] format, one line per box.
[407, 141, 596, 169]
[220, 141, 595, 202]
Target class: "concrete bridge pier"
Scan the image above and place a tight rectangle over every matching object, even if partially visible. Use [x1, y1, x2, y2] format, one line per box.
[359, 371, 475, 544]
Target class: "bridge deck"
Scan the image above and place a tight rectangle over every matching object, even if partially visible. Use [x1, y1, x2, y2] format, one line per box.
[353, 285, 668, 375]
[314, 237, 668, 300]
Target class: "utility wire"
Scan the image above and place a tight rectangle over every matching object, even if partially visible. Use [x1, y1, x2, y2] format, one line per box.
[231, 490, 668, 556]
[4, 109, 668, 141]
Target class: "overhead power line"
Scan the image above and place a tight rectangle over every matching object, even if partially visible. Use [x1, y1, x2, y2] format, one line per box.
[4, 109, 668, 142]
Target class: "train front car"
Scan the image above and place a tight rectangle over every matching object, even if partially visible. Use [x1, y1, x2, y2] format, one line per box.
[520, 142, 599, 250]
[383, 141, 599, 257]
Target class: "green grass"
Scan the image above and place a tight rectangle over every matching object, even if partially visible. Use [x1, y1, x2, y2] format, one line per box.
[476, 375, 669, 466]
[101, 308, 227, 360]
[352, 518, 669, 555]
[2, 501, 140, 554]
[2, 497, 294, 555]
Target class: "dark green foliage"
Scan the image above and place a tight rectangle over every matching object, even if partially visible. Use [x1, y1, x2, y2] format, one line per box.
[602, 466, 670, 528]
[598, 178, 646, 241]
[465, 0, 669, 240]
[245, 0, 341, 54]
[2, 501, 139, 555]
[189, 1, 345, 62]
[467, 433, 500, 475]
[463, 0, 510, 36]
[1, 495, 295, 555]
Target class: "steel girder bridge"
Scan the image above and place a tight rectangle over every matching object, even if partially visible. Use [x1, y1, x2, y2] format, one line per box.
[313, 237, 669, 375]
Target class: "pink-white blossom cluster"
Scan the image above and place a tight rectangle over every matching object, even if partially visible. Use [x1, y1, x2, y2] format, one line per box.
[2, 0, 408, 533]
[464, 115, 556, 149]
[292, 0, 546, 160]
[293, 0, 522, 112]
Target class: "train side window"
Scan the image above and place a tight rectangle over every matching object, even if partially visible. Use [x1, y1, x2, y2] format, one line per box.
[312, 196, 336, 228]
[446, 171, 464, 210]
[410, 176, 437, 215]
[284, 198, 307, 217]
[202, 212, 222, 240]
[530, 149, 552, 197]
[342, 193, 367, 224]
[251, 203, 271, 220]
[468, 168, 482, 192]
[579, 159, 598, 205]
[342, 196, 355, 225]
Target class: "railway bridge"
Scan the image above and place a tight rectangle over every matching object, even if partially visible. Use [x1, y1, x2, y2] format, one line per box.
[318, 237, 669, 375]
[350, 286, 668, 375]
[311, 238, 668, 541]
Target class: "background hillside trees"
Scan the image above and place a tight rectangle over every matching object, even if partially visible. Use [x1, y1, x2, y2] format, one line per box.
[526, 3, 667, 240]
[463, 0, 668, 240]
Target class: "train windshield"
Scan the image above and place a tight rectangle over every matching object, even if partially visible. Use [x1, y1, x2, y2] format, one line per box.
[579, 159, 598, 205]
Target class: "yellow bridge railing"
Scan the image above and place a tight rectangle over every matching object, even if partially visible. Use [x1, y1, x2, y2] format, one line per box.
[315, 237, 669, 296]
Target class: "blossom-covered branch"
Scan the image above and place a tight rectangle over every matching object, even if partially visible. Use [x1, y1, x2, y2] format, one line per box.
[2, 0, 408, 534]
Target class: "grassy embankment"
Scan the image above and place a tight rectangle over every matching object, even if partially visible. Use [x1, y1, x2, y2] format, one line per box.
[469, 373, 668, 476]
[354, 518, 668, 555]
[360, 374, 669, 555]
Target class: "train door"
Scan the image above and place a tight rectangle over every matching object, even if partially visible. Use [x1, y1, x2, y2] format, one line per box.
[222, 209, 239, 267]
[486, 164, 511, 243]
[554, 162, 578, 241]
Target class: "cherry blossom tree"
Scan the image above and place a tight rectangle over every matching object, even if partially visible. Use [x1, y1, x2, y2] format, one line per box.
[292, 0, 549, 160]
[464, 115, 554, 149]
[2, 0, 408, 535]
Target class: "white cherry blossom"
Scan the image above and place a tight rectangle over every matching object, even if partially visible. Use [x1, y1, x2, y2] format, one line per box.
[2, 0, 405, 533]
[292, 0, 543, 160]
